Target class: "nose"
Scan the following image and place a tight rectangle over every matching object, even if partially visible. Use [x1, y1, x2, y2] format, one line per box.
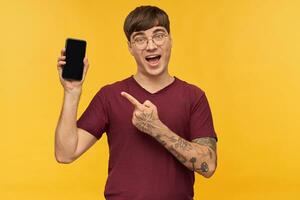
[146, 39, 157, 50]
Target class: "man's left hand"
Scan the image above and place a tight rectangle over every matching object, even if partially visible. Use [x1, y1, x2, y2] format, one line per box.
[121, 91, 165, 136]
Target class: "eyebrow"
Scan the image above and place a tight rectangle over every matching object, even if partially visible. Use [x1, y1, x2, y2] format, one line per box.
[131, 28, 167, 39]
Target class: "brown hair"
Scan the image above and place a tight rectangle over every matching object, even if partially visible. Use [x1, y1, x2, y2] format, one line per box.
[123, 5, 170, 41]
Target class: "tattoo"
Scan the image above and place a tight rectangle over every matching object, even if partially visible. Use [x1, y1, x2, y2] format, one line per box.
[192, 137, 217, 152]
[190, 157, 197, 170]
[164, 134, 193, 151]
[193, 144, 213, 162]
[155, 135, 167, 146]
[134, 110, 155, 133]
[168, 146, 187, 163]
[199, 162, 209, 173]
[154, 134, 187, 163]
[154, 134, 215, 174]
[174, 138, 193, 151]
[164, 135, 177, 143]
[154, 134, 190, 164]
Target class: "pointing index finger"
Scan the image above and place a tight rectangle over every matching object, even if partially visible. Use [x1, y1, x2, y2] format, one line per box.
[121, 91, 142, 109]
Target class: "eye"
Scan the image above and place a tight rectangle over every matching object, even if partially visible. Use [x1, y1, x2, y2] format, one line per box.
[134, 37, 146, 44]
[153, 33, 165, 40]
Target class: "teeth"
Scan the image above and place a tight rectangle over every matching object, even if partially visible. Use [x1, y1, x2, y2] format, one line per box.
[146, 55, 160, 58]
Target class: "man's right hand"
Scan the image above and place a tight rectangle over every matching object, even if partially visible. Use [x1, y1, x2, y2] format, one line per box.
[57, 48, 89, 94]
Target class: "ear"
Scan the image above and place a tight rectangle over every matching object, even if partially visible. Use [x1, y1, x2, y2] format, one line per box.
[127, 41, 134, 56]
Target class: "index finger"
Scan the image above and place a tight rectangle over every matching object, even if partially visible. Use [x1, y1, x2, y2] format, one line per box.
[121, 91, 142, 109]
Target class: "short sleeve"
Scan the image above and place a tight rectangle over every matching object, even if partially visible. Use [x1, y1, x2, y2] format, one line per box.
[77, 87, 109, 140]
[189, 90, 218, 141]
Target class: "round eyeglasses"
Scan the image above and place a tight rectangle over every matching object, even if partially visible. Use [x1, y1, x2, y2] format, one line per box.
[132, 33, 168, 50]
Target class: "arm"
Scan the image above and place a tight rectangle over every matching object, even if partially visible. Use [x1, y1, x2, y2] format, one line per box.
[120, 92, 217, 178]
[152, 125, 217, 178]
[55, 91, 97, 164]
[55, 48, 97, 164]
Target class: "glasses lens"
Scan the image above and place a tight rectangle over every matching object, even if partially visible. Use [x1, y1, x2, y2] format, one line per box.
[153, 34, 166, 45]
[133, 33, 167, 49]
[134, 37, 147, 49]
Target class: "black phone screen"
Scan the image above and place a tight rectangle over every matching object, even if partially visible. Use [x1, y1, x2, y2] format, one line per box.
[62, 38, 87, 81]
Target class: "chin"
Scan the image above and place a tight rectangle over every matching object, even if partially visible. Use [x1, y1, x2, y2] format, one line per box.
[144, 65, 166, 77]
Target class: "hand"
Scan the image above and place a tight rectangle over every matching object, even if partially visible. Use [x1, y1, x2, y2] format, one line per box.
[57, 48, 89, 94]
[121, 91, 165, 136]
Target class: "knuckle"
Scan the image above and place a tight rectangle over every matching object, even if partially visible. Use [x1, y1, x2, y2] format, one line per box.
[134, 111, 140, 117]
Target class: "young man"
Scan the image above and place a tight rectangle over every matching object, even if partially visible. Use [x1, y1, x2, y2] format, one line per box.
[55, 5, 218, 200]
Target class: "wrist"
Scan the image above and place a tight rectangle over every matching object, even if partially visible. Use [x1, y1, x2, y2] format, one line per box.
[151, 120, 169, 137]
[64, 87, 82, 96]
[63, 89, 82, 103]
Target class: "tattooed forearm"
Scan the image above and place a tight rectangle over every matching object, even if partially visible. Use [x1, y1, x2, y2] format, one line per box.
[163, 134, 177, 143]
[153, 128, 217, 177]
[174, 138, 193, 151]
[169, 146, 187, 163]
[163, 134, 193, 151]
[189, 157, 210, 174]
[155, 134, 188, 163]
[192, 137, 217, 152]
[155, 135, 167, 146]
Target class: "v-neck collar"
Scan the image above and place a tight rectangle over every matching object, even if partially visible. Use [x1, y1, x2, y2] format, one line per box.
[130, 75, 177, 95]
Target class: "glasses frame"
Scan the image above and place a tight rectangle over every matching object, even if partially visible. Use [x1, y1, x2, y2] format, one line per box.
[131, 32, 169, 50]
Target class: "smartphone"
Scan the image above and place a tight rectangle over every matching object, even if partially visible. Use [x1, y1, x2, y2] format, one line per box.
[62, 38, 87, 81]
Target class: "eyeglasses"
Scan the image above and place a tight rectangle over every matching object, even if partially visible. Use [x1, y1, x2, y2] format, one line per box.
[132, 32, 168, 50]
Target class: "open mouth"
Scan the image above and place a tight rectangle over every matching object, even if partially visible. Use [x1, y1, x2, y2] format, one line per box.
[145, 55, 161, 65]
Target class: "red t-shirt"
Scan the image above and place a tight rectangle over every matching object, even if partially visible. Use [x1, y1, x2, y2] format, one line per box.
[77, 76, 217, 200]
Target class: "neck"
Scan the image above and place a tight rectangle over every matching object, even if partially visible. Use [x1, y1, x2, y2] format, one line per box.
[133, 71, 174, 88]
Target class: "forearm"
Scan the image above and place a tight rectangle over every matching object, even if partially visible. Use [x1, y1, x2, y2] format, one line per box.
[55, 90, 81, 162]
[152, 124, 217, 178]
[120, 92, 217, 177]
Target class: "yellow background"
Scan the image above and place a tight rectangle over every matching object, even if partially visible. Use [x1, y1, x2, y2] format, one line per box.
[0, 0, 299, 199]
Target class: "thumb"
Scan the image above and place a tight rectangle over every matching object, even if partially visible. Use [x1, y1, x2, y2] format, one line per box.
[143, 100, 153, 108]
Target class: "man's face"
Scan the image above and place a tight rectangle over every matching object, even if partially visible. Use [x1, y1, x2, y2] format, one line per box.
[128, 26, 172, 77]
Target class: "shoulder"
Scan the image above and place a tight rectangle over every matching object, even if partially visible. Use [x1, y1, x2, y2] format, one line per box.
[95, 77, 130, 101]
[95, 76, 132, 97]
[175, 76, 206, 100]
